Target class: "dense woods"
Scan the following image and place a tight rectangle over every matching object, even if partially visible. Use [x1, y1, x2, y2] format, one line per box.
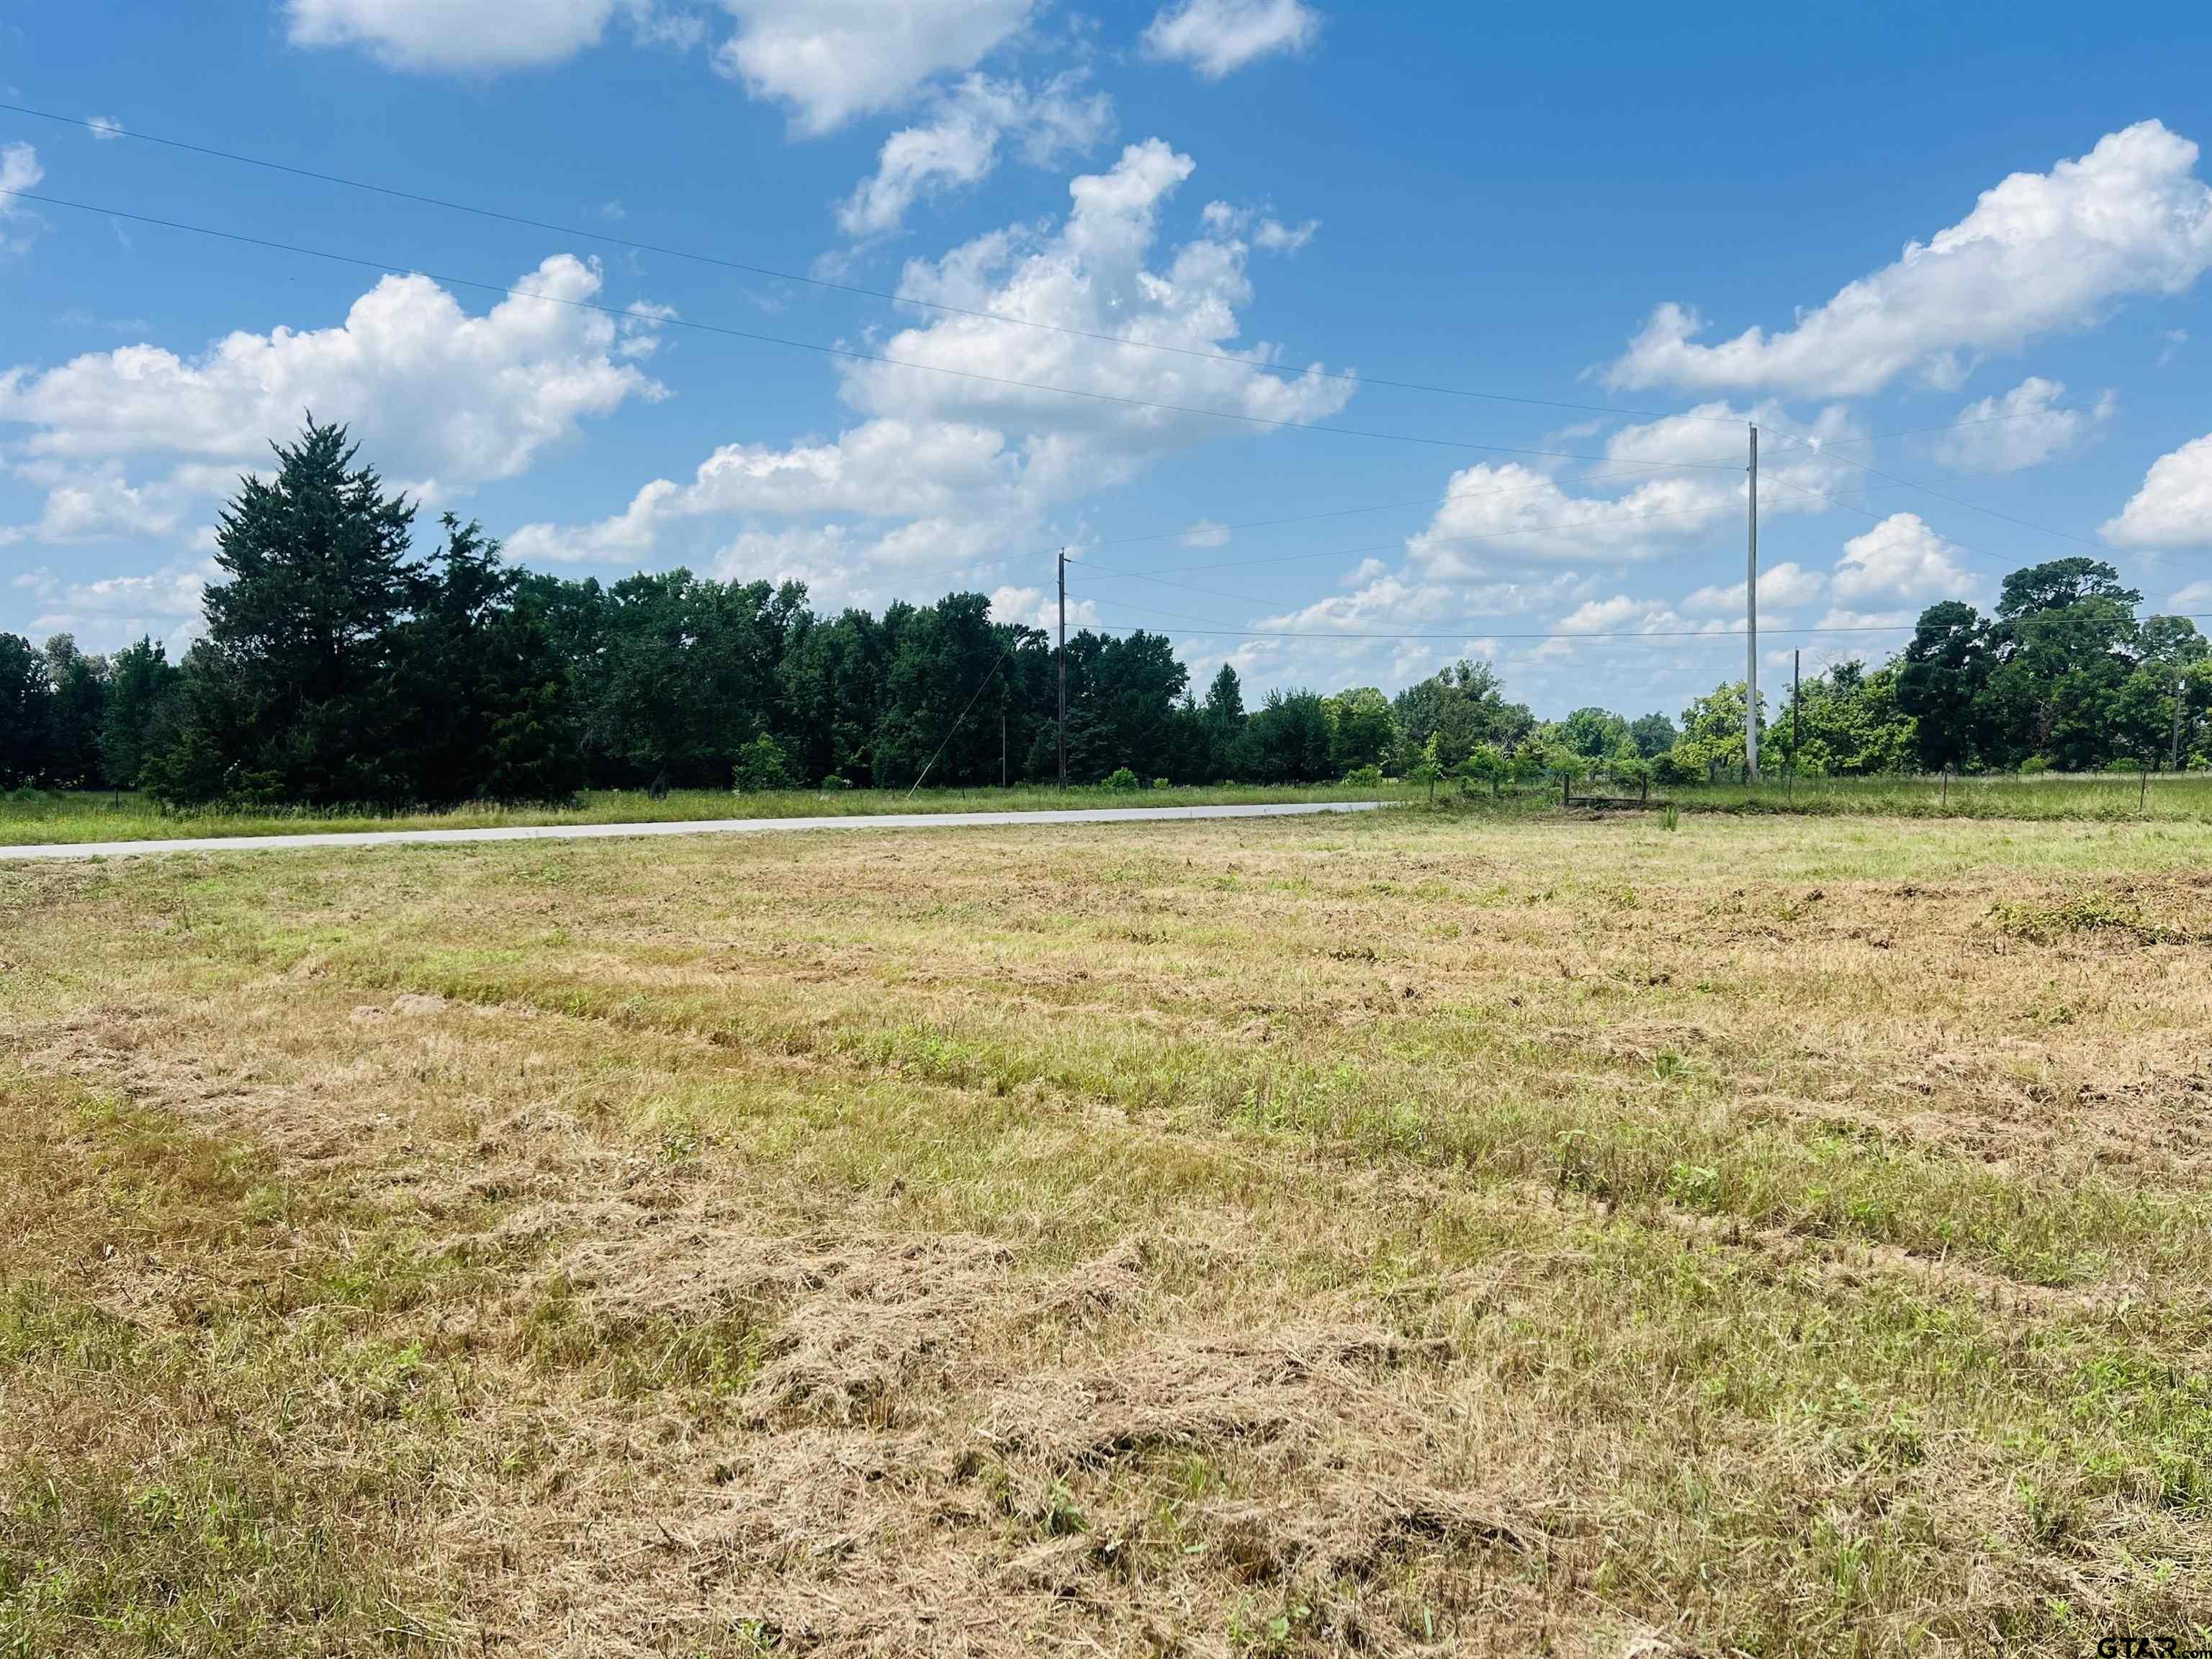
[4, 423, 2208, 805]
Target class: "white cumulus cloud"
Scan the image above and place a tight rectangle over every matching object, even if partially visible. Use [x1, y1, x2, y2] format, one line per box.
[1142, 0, 1320, 78]
[1401, 402, 1858, 574]
[839, 138, 1350, 475]
[837, 71, 1113, 238]
[285, 0, 622, 68]
[2103, 431, 2212, 549]
[1825, 512, 1982, 619]
[1935, 377, 2112, 473]
[0, 465, 187, 548]
[1607, 122, 2212, 397]
[1681, 561, 1825, 615]
[513, 139, 1349, 608]
[714, 0, 1039, 135]
[2164, 579, 2212, 613]
[989, 583, 1100, 633]
[0, 256, 660, 537]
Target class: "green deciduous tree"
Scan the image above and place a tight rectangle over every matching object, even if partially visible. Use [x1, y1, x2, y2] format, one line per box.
[100, 637, 181, 789]
[1460, 742, 1508, 798]
[1676, 681, 1763, 779]
[1766, 660, 1917, 777]
[1325, 685, 1397, 775]
[1392, 659, 1532, 772]
[0, 633, 55, 787]
[1558, 706, 1631, 760]
[39, 635, 108, 788]
[1629, 711, 1678, 758]
[1897, 601, 1991, 773]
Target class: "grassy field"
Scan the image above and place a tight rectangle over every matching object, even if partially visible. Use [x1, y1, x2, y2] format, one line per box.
[3, 809, 2210, 1655]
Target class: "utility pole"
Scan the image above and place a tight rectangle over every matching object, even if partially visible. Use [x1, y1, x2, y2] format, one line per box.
[1056, 547, 1069, 791]
[1745, 422, 1760, 782]
[2175, 675, 2187, 774]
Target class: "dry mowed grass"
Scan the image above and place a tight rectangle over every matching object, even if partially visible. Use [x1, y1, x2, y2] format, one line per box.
[3, 811, 2210, 1656]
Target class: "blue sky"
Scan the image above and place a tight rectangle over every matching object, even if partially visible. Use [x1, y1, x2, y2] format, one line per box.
[3, 0, 2210, 719]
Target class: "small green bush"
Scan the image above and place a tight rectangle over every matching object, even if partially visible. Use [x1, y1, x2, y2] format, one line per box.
[1341, 764, 1384, 790]
[2018, 756, 2051, 775]
[1102, 767, 1141, 793]
[1151, 777, 1172, 791]
[817, 772, 853, 792]
[732, 734, 798, 793]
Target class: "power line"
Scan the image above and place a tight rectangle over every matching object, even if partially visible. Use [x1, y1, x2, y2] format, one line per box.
[1063, 457, 1735, 554]
[1089, 449, 2098, 585]
[0, 104, 2087, 455]
[1761, 425, 2113, 552]
[1071, 501, 1743, 603]
[1, 185, 1771, 471]
[799, 454, 1748, 596]
[1817, 410, 2081, 447]
[1753, 472, 2048, 575]
[904, 644, 1013, 797]
[691, 444, 2099, 616]
[0, 99, 1745, 428]
[1072, 588, 2212, 644]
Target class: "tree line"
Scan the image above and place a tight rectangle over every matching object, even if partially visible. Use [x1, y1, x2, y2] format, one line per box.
[4, 423, 2208, 804]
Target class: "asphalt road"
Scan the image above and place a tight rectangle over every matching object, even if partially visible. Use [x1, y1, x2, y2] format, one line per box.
[0, 800, 1388, 862]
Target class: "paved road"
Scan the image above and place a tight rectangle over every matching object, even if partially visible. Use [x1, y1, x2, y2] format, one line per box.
[0, 800, 1387, 862]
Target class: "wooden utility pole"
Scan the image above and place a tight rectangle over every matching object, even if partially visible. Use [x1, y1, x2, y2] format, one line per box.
[2175, 675, 2187, 774]
[1745, 423, 1759, 781]
[1056, 548, 1069, 790]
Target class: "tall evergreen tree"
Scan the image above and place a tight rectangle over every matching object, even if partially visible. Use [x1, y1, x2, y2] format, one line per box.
[1200, 664, 1246, 779]
[1239, 689, 1336, 782]
[151, 420, 418, 804]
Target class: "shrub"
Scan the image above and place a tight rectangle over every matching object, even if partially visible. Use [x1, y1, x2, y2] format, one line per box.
[732, 734, 798, 793]
[1152, 777, 1172, 791]
[1609, 754, 1653, 795]
[2018, 756, 2051, 775]
[1341, 763, 1384, 790]
[1102, 767, 1141, 792]
[1458, 744, 1507, 798]
[817, 772, 853, 792]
